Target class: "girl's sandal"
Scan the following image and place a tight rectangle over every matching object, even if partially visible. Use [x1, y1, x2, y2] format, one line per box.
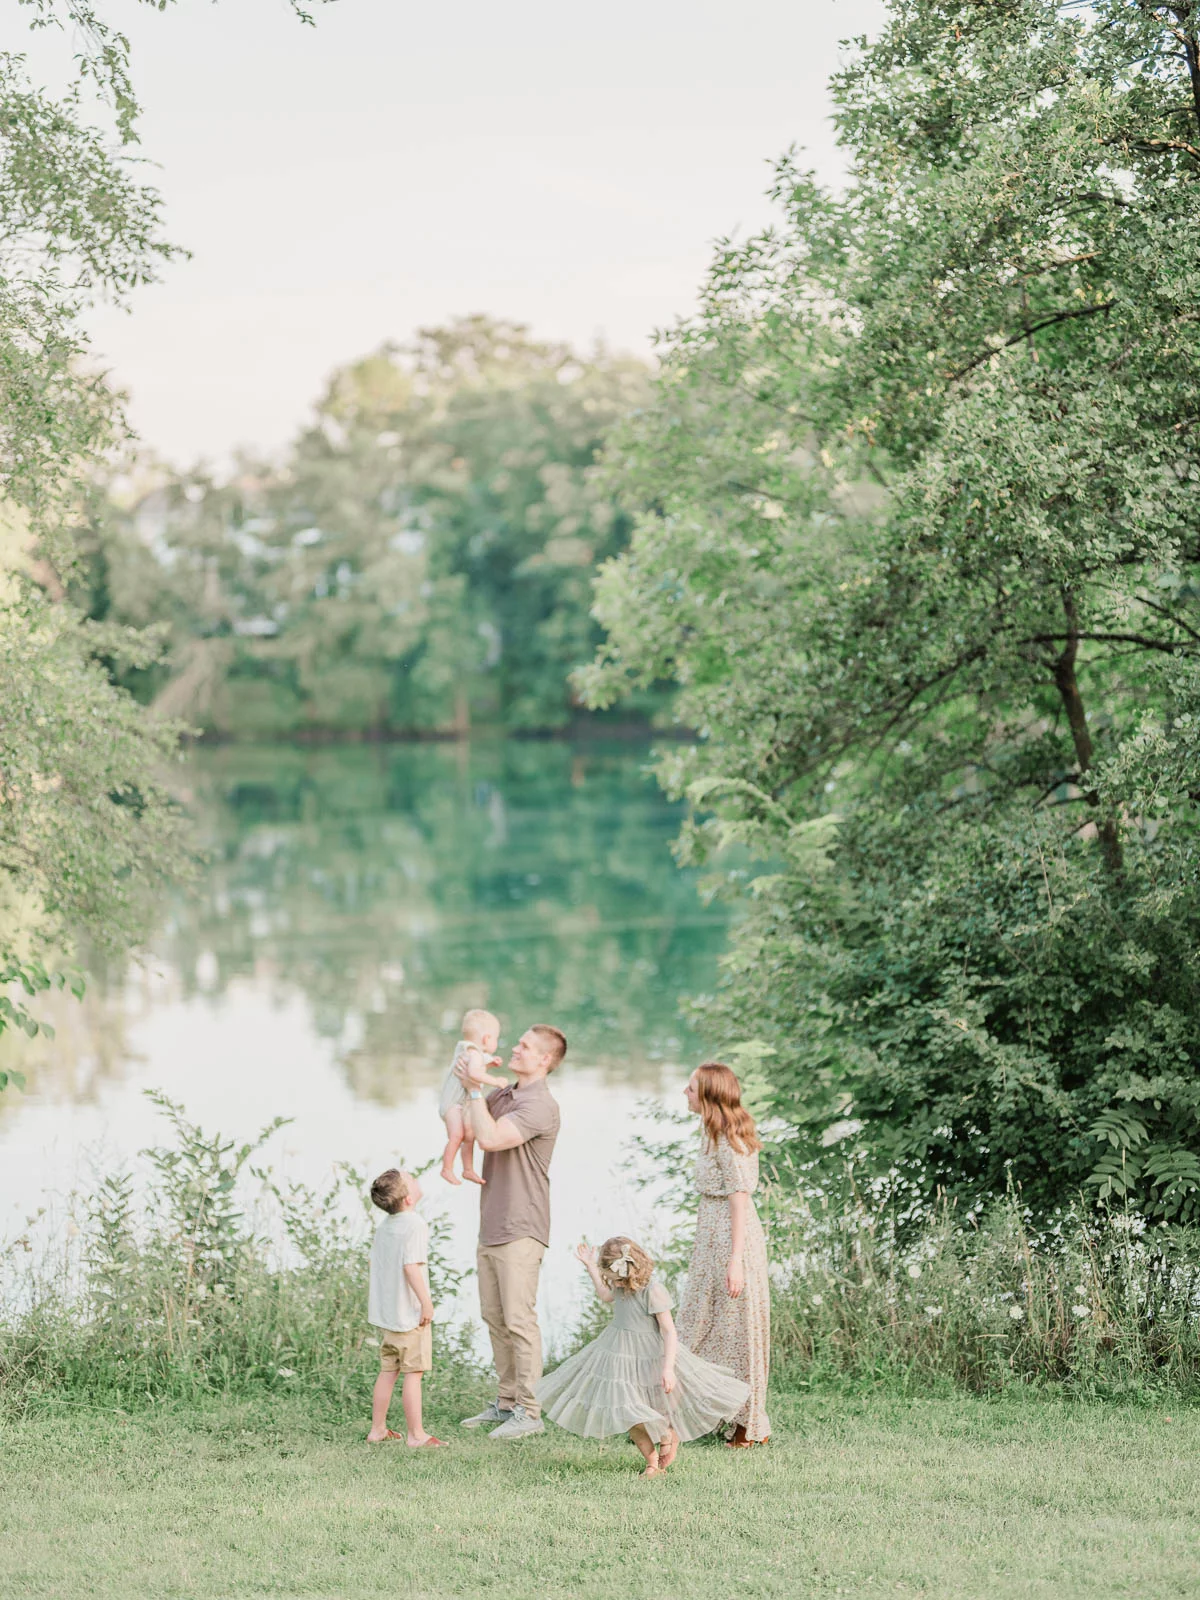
[367, 1430, 405, 1443]
[639, 1452, 663, 1478]
[659, 1431, 680, 1470]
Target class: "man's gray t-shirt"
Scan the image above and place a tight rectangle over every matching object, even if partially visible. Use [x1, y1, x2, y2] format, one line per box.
[479, 1078, 560, 1247]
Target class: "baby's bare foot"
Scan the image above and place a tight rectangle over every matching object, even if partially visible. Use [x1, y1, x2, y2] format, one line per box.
[462, 1169, 486, 1185]
[440, 1166, 462, 1186]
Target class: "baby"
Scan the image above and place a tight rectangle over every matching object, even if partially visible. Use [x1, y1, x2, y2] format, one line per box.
[438, 1007, 507, 1185]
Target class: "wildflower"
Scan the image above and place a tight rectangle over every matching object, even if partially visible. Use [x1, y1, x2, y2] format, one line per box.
[1072, 1305, 1088, 1319]
[907, 1263, 922, 1279]
[810, 1293, 823, 1307]
[924, 1306, 943, 1317]
[1008, 1305, 1024, 1321]
[213, 1283, 228, 1297]
[195, 1284, 209, 1299]
[276, 1367, 297, 1379]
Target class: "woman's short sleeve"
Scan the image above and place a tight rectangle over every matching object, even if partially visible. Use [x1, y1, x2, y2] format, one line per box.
[714, 1137, 758, 1194]
[645, 1277, 674, 1317]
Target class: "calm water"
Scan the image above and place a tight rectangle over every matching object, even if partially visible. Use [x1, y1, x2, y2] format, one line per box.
[0, 741, 727, 1337]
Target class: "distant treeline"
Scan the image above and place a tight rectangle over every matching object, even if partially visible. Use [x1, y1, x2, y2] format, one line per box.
[78, 317, 655, 739]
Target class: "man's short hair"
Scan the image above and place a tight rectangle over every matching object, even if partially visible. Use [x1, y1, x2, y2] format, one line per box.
[370, 1168, 409, 1214]
[530, 1024, 567, 1071]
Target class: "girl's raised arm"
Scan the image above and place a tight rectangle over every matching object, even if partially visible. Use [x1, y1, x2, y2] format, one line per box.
[574, 1240, 613, 1303]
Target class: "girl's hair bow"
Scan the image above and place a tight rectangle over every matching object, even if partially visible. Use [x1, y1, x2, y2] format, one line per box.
[608, 1252, 634, 1278]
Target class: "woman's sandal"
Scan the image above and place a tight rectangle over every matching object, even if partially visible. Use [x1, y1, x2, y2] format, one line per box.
[410, 1435, 448, 1448]
[725, 1425, 770, 1450]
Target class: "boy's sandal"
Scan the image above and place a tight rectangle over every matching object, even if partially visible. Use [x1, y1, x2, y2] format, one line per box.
[367, 1430, 405, 1443]
[411, 1435, 448, 1448]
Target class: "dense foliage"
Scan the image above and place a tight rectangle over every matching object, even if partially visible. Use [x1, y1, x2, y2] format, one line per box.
[581, 0, 1200, 1218]
[89, 319, 651, 737]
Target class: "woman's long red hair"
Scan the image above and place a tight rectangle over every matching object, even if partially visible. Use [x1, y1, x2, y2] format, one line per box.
[694, 1062, 760, 1154]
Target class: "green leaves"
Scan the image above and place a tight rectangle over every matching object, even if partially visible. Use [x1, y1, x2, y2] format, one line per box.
[0, 951, 85, 1082]
[0, 589, 192, 955]
[1087, 1109, 1200, 1221]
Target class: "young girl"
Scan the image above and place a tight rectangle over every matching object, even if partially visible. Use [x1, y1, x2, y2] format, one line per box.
[537, 1235, 750, 1477]
[438, 1008, 507, 1185]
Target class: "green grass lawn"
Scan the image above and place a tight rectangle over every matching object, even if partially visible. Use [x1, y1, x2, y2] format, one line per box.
[3, 1384, 1198, 1599]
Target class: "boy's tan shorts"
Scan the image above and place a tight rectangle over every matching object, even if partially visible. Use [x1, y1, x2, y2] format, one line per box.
[378, 1325, 432, 1374]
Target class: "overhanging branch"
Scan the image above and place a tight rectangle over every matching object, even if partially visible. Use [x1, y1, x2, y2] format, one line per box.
[949, 301, 1116, 383]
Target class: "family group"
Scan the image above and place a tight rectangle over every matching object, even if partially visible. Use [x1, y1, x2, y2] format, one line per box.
[365, 1009, 771, 1478]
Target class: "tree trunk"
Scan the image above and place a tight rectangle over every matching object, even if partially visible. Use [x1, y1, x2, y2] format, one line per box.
[1182, 23, 1200, 139]
[1053, 589, 1122, 875]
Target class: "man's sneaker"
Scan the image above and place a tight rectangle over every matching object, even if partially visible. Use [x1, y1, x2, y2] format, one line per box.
[488, 1405, 545, 1441]
[460, 1400, 513, 1430]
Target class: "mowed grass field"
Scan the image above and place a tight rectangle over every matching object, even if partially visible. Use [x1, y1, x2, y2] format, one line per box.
[3, 1384, 1198, 1599]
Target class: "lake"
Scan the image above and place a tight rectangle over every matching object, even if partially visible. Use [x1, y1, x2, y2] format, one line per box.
[0, 740, 728, 1341]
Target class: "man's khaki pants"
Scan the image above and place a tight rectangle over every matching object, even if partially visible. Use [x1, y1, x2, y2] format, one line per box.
[476, 1237, 546, 1417]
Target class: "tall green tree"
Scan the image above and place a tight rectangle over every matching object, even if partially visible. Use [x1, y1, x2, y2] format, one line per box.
[581, 0, 1200, 1217]
[127, 318, 651, 736]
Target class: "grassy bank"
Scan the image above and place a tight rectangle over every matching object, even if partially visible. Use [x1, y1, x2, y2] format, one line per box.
[4, 1100, 1200, 1596]
[3, 1385, 1198, 1599]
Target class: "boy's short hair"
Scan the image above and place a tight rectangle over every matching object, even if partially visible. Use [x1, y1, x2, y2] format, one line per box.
[461, 1007, 499, 1044]
[370, 1168, 409, 1214]
[530, 1023, 567, 1071]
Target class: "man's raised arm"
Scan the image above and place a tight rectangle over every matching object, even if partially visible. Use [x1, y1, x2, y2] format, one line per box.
[455, 1055, 526, 1151]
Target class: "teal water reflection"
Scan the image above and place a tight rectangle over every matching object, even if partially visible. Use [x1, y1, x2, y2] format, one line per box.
[173, 740, 727, 1096]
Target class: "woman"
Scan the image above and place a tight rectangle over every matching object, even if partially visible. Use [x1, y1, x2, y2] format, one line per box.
[677, 1062, 770, 1447]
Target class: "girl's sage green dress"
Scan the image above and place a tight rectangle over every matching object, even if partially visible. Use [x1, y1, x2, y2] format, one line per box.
[677, 1134, 771, 1442]
[537, 1275, 749, 1444]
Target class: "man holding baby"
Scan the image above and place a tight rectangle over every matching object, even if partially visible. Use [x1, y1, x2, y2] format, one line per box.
[455, 1023, 566, 1440]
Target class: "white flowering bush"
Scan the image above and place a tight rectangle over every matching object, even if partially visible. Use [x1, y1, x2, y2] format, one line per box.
[755, 1151, 1200, 1396]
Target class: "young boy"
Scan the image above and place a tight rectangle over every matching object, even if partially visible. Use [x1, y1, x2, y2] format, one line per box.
[366, 1167, 445, 1447]
[438, 1007, 507, 1185]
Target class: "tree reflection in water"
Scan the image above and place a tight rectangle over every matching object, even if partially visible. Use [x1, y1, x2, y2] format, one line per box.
[12, 741, 729, 1110]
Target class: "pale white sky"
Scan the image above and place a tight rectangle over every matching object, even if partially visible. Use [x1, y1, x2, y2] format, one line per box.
[12, 0, 884, 466]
